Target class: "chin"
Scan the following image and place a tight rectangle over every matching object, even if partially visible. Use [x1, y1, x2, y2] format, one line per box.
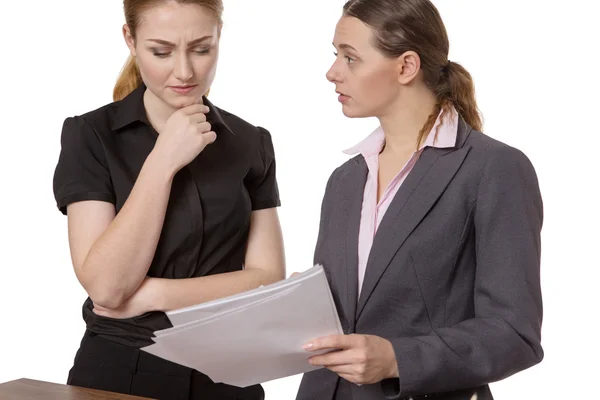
[341, 105, 370, 119]
[167, 93, 203, 109]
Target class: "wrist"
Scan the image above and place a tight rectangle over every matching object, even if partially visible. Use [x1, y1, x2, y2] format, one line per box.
[145, 149, 178, 182]
[147, 277, 167, 312]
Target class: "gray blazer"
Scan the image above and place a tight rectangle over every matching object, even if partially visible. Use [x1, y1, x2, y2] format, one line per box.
[296, 119, 544, 400]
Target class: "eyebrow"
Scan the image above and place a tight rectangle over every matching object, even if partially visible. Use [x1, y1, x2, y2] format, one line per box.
[333, 43, 358, 52]
[147, 36, 213, 46]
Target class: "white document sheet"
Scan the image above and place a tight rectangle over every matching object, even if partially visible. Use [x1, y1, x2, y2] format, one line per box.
[141, 264, 343, 388]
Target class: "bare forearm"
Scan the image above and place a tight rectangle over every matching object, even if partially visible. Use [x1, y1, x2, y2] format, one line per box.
[153, 268, 282, 312]
[80, 152, 175, 308]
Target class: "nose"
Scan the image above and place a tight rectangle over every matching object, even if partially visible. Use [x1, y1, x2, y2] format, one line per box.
[326, 58, 342, 83]
[173, 52, 193, 82]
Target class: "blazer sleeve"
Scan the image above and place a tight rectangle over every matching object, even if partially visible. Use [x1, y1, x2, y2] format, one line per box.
[382, 145, 544, 399]
[313, 169, 338, 266]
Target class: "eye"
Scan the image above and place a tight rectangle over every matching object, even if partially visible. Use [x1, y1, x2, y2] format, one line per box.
[150, 48, 171, 58]
[333, 52, 355, 64]
[193, 48, 211, 55]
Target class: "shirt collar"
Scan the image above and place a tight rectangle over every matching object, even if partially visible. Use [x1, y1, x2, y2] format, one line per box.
[112, 84, 235, 136]
[343, 107, 459, 157]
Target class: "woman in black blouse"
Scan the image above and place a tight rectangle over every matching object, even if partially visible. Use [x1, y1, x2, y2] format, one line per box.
[52, 1, 284, 399]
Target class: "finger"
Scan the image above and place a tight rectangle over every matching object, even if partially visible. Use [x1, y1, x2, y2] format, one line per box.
[182, 104, 210, 115]
[202, 131, 217, 144]
[304, 334, 355, 351]
[188, 113, 207, 124]
[338, 373, 363, 386]
[196, 121, 212, 134]
[290, 272, 300, 278]
[327, 366, 364, 384]
[309, 350, 353, 367]
[323, 362, 356, 374]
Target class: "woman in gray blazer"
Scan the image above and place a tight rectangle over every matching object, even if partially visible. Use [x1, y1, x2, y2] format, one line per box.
[296, 1, 543, 399]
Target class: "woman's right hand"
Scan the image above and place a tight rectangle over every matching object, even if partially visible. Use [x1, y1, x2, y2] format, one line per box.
[152, 103, 216, 173]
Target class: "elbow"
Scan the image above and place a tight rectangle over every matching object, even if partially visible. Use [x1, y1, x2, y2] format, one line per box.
[81, 277, 128, 310]
[504, 325, 545, 377]
[76, 265, 129, 309]
[527, 339, 544, 367]
[518, 320, 544, 369]
[92, 291, 126, 310]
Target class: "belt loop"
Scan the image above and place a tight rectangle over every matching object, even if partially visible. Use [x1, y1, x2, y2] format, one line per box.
[130, 348, 141, 374]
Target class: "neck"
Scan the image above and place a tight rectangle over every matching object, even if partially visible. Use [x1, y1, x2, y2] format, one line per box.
[143, 89, 177, 133]
[378, 85, 438, 154]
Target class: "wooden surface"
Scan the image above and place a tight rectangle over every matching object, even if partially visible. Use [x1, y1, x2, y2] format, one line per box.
[0, 378, 154, 400]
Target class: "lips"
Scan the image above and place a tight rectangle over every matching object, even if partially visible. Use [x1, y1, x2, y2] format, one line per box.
[336, 90, 350, 103]
[169, 85, 198, 95]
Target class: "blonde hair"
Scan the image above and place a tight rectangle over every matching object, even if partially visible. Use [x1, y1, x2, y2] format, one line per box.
[113, 0, 223, 101]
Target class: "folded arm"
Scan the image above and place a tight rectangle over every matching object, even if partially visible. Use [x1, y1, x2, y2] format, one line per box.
[67, 152, 175, 310]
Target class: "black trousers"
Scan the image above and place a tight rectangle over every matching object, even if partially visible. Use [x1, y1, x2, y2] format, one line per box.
[67, 330, 265, 400]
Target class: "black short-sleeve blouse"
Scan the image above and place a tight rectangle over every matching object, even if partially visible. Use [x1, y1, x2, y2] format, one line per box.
[53, 84, 281, 347]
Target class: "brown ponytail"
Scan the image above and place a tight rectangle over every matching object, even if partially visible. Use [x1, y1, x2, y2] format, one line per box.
[343, 0, 483, 147]
[445, 61, 482, 132]
[113, 55, 142, 102]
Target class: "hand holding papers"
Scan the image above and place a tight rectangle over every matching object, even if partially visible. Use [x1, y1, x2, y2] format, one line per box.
[141, 264, 342, 387]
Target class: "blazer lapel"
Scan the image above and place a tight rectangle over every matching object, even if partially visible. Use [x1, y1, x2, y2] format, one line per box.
[336, 159, 366, 330]
[355, 129, 472, 320]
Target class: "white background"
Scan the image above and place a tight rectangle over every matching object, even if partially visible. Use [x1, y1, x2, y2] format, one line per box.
[1, 0, 598, 398]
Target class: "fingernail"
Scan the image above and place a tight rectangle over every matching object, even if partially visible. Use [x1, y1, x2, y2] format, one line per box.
[303, 343, 313, 350]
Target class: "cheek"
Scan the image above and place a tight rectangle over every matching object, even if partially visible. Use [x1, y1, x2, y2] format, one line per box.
[342, 68, 397, 118]
[137, 54, 169, 84]
[194, 52, 219, 81]
[359, 69, 395, 98]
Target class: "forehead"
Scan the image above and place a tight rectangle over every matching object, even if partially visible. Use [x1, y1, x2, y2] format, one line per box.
[136, 2, 219, 39]
[333, 16, 374, 51]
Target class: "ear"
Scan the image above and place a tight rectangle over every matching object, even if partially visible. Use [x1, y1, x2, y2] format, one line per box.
[217, 21, 223, 38]
[396, 51, 421, 85]
[123, 24, 136, 57]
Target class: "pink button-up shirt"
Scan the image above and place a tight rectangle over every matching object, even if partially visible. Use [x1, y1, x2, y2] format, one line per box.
[343, 108, 459, 295]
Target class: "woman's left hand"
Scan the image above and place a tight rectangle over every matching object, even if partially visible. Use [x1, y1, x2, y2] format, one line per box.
[93, 277, 161, 319]
[304, 334, 399, 385]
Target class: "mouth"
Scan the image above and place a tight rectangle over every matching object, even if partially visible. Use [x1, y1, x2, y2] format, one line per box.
[336, 91, 351, 103]
[169, 85, 198, 94]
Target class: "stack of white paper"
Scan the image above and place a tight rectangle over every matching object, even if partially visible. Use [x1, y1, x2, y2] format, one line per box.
[141, 264, 343, 388]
